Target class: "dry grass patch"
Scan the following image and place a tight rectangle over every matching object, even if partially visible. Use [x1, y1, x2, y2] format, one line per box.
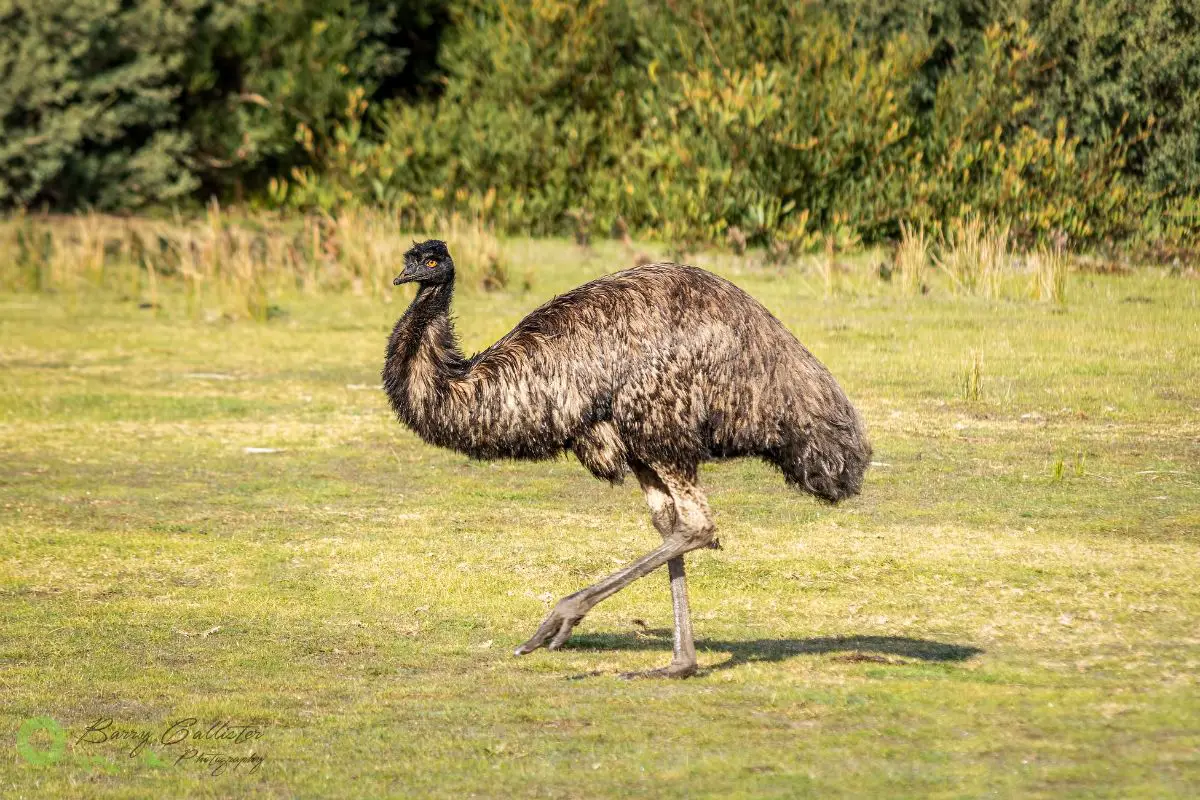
[935, 215, 1011, 298]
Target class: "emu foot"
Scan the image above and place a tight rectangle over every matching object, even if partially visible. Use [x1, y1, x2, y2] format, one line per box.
[513, 598, 585, 656]
[619, 661, 698, 680]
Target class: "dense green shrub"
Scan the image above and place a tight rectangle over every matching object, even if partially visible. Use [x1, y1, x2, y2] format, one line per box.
[344, 1, 1155, 248]
[0, 0, 446, 210]
[1, 0, 1195, 249]
[183, 0, 447, 198]
[0, 0, 201, 209]
[1021, 0, 1200, 197]
[823, 0, 1200, 199]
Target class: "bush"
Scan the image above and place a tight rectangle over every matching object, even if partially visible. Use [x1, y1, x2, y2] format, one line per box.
[1, 0, 1194, 251]
[1021, 0, 1200, 198]
[348, 1, 1157, 248]
[0, 0, 448, 210]
[0, 0, 200, 209]
[826, 0, 1200, 199]
[183, 0, 448, 198]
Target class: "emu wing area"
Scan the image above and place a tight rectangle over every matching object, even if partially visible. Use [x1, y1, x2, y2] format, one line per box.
[461, 264, 851, 484]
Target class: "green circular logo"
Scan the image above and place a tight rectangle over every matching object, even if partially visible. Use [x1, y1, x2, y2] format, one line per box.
[16, 717, 66, 765]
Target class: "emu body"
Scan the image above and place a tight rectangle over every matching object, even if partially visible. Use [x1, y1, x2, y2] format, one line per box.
[383, 240, 870, 676]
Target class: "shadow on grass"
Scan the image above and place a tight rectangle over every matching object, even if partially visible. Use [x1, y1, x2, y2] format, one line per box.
[564, 630, 982, 674]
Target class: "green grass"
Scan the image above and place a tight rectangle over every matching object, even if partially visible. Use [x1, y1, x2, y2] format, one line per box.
[2, 239, 1198, 798]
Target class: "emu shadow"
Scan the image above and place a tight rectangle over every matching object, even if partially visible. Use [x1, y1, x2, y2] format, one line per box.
[564, 630, 982, 674]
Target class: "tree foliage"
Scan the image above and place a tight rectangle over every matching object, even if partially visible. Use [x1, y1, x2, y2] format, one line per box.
[0, 0, 200, 208]
[356, 0, 1164, 247]
[0, 0, 1196, 248]
[0, 0, 447, 209]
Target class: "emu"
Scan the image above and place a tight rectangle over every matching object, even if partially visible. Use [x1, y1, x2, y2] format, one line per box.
[382, 240, 870, 677]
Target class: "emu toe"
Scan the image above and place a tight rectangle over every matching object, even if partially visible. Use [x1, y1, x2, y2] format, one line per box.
[619, 662, 698, 680]
[514, 602, 583, 655]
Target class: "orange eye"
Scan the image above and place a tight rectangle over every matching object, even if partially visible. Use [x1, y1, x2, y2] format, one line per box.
[426, 259, 437, 268]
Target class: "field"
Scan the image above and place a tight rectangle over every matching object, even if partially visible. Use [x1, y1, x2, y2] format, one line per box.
[2, 237, 1198, 797]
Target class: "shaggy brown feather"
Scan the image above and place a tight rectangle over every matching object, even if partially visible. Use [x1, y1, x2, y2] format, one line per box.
[383, 256, 870, 500]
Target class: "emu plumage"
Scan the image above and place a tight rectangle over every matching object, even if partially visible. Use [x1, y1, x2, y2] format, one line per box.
[383, 239, 870, 677]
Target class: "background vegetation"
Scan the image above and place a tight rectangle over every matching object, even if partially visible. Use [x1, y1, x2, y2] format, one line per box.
[2, 0, 1198, 252]
[0, 0, 447, 208]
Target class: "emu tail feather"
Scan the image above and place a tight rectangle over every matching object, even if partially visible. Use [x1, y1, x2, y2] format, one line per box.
[774, 416, 872, 504]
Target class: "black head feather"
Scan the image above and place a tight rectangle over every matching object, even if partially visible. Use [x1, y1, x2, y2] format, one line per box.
[395, 239, 455, 286]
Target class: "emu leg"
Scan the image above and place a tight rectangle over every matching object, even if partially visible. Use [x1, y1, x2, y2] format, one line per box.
[620, 555, 698, 679]
[667, 561, 700, 671]
[631, 459, 677, 539]
[622, 462, 698, 678]
[666, 556, 697, 671]
[515, 466, 714, 671]
[513, 536, 703, 656]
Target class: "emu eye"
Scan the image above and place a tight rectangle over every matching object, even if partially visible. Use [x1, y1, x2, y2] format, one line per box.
[425, 259, 437, 268]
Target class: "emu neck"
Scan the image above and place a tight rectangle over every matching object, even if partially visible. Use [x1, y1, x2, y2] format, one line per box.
[382, 281, 468, 433]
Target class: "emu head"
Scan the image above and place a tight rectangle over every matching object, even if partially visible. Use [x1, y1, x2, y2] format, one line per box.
[394, 239, 454, 286]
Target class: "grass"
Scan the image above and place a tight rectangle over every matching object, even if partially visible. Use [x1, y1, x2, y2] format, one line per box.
[895, 221, 931, 296]
[935, 216, 1011, 298]
[961, 351, 985, 403]
[1032, 245, 1070, 306]
[0, 208, 510, 320]
[1, 234, 1198, 798]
